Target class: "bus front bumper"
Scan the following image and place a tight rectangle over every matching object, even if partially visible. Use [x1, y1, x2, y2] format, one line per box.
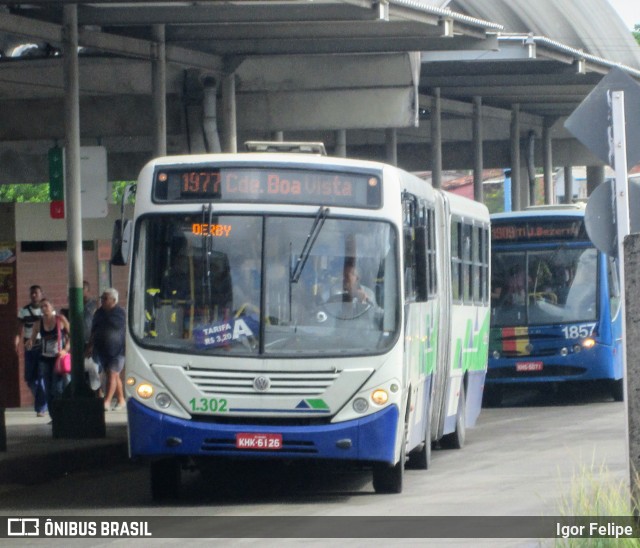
[127, 398, 398, 464]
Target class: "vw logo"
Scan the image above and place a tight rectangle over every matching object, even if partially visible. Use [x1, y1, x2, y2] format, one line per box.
[253, 375, 271, 392]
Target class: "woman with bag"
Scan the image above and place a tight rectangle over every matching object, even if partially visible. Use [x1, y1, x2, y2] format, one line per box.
[27, 297, 71, 409]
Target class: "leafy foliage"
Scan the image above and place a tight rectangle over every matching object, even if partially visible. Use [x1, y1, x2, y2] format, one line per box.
[0, 181, 136, 204]
[0, 183, 49, 202]
[634, 24, 640, 46]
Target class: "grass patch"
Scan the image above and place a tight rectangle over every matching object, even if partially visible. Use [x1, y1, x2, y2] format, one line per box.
[556, 461, 639, 547]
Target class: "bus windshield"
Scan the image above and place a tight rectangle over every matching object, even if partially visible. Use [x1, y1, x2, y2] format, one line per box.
[491, 247, 597, 326]
[130, 212, 399, 356]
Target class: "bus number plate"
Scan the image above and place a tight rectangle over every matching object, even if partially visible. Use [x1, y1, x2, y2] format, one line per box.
[235, 433, 283, 450]
[516, 361, 543, 372]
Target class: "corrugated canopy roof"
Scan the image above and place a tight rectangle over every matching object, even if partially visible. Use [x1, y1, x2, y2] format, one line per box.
[448, 0, 640, 69]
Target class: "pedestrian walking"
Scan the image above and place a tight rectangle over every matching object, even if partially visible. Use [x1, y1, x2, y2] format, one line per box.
[15, 285, 46, 416]
[87, 288, 126, 411]
[27, 297, 71, 409]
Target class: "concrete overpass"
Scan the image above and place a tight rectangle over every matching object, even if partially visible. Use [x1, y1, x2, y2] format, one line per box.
[0, 0, 638, 208]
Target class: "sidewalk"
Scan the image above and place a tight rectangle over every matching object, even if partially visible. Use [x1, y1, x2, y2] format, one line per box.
[0, 407, 129, 487]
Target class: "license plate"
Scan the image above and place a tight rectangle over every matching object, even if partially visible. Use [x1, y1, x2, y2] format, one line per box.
[516, 361, 543, 372]
[235, 433, 283, 450]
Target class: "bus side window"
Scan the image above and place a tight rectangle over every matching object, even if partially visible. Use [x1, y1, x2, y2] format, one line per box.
[402, 195, 417, 302]
[451, 221, 461, 301]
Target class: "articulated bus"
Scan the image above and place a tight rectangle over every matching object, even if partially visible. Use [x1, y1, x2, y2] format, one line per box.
[485, 205, 623, 406]
[115, 144, 490, 498]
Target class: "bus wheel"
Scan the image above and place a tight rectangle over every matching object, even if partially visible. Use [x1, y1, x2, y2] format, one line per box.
[372, 432, 405, 494]
[482, 385, 503, 408]
[407, 411, 431, 470]
[611, 379, 624, 402]
[440, 383, 466, 450]
[150, 458, 181, 501]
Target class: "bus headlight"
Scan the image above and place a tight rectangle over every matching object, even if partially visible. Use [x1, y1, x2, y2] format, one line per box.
[560, 347, 569, 357]
[352, 398, 369, 414]
[492, 350, 500, 359]
[371, 389, 388, 405]
[126, 376, 136, 386]
[137, 383, 154, 399]
[155, 392, 172, 409]
[582, 338, 596, 349]
[573, 344, 582, 353]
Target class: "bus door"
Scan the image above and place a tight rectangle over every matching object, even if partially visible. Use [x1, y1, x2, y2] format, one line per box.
[431, 191, 451, 439]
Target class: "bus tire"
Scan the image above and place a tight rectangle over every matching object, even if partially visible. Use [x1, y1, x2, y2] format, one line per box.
[150, 458, 181, 501]
[611, 379, 624, 402]
[372, 431, 405, 494]
[407, 410, 431, 470]
[440, 382, 466, 450]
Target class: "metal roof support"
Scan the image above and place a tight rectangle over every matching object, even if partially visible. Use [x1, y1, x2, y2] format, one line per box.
[431, 88, 442, 189]
[62, 4, 85, 401]
[472, 96, 483, 202]
[386, 128, 397, 166]
[221, 73, 237, 153]
[542, 120, 554, 205]
[335, 130, 347, 158]
[152, 24, 167, 157]
[55, 4, 104, 438]
[510, 104, 521, 211]
[586, 165, 604, 197]
[563, 166, 573, 204]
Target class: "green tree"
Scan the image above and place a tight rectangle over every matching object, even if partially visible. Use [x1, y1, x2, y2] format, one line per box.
[634, 24, 640, 46]
[0, 183, 49, 202]
[0, 181, 135, 204]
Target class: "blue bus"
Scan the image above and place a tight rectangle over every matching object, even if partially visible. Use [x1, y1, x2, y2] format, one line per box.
[485, 205, 623, 405]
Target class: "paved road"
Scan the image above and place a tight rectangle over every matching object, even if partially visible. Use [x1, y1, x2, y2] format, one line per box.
[0, 387, 628, 545]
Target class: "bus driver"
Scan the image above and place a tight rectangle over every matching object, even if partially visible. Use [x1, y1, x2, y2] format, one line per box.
[342, 263, 376, 305]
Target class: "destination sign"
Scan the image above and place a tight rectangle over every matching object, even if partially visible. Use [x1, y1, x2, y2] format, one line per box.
[153, 166, 381, 208]
[492, 220, 589, 243]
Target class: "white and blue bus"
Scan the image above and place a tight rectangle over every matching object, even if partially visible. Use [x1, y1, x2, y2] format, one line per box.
[115, 144, 491, 498]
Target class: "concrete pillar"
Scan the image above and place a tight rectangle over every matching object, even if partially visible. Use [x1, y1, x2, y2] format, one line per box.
[520, 167, 530, 209]
[152, 25, 167, 157]
[272, 131, 284, 142]
[385, 128, 397, 166]
[221, 74, 237, 153]
[543, 120, 553, 205]
[564, 166, 573, 204]
[57, 4, 106, 438]
[625, 233, 640, 513]
[510, 104, 521, 211]
[203, 77, 221, 153]
[62, 4, 84, 385]
[472, 96, 483, 203]
[431, 88, 442, 190]
[335, 129, 347, 157]
[587, 165, 605, 197]
[527, 131, 536, 207]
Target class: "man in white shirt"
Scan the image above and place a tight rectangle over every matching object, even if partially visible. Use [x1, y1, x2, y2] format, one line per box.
[15, 285, 46, 416]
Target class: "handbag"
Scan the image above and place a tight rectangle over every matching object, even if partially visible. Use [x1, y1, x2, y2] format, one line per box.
[54, 316, 71, 375]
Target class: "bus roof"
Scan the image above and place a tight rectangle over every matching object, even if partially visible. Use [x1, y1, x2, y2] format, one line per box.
[491, 206, 585, 222]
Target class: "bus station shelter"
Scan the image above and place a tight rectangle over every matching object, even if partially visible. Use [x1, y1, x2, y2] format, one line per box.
[0, 0, 639, 412]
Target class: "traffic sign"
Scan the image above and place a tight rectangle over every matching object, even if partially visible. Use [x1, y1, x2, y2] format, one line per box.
[585, 178, 640, 257]
[565, 68, 640, 171]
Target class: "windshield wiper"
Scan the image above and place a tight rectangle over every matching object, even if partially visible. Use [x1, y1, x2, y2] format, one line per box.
[290, 206, 329, 284]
